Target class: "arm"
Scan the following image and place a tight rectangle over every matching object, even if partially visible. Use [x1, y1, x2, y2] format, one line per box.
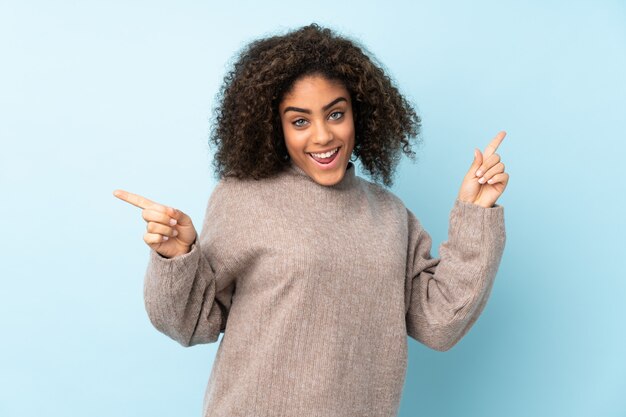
[143, 185, 236, 347]
[405, 198, 506, 351]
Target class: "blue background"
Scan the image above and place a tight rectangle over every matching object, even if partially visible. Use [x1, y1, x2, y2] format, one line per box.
[1, 1, 624, 416]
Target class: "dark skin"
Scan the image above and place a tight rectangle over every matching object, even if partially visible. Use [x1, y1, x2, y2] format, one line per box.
[278, 75, 356, 187]
[111, 130, 509, 263]
[112, 189, 196, 258]
[457, 131, 509, 208]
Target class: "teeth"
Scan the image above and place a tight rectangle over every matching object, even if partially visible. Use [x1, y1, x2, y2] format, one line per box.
[309, 147, 339, 158]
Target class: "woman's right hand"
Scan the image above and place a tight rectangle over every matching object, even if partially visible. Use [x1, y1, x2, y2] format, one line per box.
[113, 189, 198, 259]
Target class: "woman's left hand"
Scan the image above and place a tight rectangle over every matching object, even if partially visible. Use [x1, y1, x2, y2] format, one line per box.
[457, 131, 509, 208]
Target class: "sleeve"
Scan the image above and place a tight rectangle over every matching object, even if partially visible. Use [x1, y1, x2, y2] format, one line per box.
[404, 198, 506, 351]
[143, 182, 236, 347]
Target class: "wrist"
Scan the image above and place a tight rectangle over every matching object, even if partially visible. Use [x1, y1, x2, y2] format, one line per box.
[457, 198, 493, 209]
[160, 245, 192, 259]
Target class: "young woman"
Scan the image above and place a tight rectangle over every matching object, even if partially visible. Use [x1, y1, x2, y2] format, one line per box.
[114, 23, 508, 417]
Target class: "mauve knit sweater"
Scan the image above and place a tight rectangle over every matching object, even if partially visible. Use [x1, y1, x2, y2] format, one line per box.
[143, 160, 506, 417]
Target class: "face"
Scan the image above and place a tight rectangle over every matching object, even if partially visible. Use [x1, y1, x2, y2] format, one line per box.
[278, 74, 355, 186]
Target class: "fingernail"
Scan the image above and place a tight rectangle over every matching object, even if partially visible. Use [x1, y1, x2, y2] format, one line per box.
[475, 170, 482, 177]
[163, 236, 169, 241]
[173, 230, 179, 237]
[169, 218, 177, 226]
[478, 177, 486, 184]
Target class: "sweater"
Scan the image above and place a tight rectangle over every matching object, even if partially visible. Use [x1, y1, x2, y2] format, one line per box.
[143, 160, 506, 417]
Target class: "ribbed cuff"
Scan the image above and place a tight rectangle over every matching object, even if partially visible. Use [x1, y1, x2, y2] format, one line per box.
[449, 199, 506, 248]
[148, 240, 201, 278]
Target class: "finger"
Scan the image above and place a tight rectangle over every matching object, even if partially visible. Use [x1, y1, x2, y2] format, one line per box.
[466, 148, 483, 178]
[169, 207, 193, 226]
[147, 221, 179, 237]
[483, 131, 506, 159]
[113, 189, 163, 210]
[478, 162, 505, 184]
[142, 208, 178, 226]
[144, 232, 170, 245]
[486, 172, 509, 185]
[475, 153, 501, 177]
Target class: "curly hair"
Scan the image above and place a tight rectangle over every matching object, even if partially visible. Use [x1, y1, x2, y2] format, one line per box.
[209, 23, 422, 187]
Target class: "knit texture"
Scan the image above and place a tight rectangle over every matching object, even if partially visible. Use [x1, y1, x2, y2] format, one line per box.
[143, 160, 506, 417]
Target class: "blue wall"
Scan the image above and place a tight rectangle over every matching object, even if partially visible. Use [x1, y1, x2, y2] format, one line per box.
[1, 1, 624, 416]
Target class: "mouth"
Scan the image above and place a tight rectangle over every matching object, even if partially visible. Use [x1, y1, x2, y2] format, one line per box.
[307, 146, 341, 168]
[308, 146, 340, 160]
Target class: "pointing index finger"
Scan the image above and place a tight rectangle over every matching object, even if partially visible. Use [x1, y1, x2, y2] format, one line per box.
[113, 189, 159, 210]
[483, 130, 506, 159]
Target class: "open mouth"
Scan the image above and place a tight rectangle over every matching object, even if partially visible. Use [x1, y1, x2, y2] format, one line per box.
[308, 147, 340, 164]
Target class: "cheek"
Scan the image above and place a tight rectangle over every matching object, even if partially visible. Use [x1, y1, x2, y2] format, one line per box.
[282, 129, 307, 153]
[280, 120, 295, 146]
[338, 116, 355, 138]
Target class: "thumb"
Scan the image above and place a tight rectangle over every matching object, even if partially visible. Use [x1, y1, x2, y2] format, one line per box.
[167, 206, 191, 225]
[472, 148, 483, 170]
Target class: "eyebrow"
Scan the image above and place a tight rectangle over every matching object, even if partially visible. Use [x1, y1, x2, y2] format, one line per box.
[282, 97, 348, 115]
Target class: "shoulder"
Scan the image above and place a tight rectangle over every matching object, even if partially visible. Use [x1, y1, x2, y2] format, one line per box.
[200, 176, 264, 252]
[202, 177, 249, 232]
[204, 174, 283, 231]
[358, 177, 409, 221]
[360, 177, 404, 206]
[358, 180, 428, 242]
[207, 175, 264, 214]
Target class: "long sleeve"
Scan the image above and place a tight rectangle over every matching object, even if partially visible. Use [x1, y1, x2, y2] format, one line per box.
[404, 198, 506, 351]
[143, 188, 237, 347]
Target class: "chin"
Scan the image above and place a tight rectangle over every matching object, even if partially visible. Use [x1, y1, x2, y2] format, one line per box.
[310, 168, 345, 186]
[314, 176, 340, 186]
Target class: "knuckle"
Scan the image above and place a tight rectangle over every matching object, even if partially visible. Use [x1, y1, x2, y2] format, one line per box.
[147, 222, 161, 233]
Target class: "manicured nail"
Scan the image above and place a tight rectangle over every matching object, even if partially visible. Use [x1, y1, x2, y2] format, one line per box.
[487, 178, 494, 184]
[163, 236, 169, 241]
[478, 177, 486, 184]
[169, 218, 177, 226]
[475, 169, 483, 177]
[173, 230, 179, 237]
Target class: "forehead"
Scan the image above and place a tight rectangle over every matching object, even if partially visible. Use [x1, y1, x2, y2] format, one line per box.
[280, 75, 349, 104]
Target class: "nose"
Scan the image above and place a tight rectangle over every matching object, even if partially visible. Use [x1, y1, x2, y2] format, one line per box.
[312, 120, 333, 145]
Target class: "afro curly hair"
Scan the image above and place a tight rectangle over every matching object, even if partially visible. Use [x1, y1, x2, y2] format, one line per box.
[209, 23, 423, 187]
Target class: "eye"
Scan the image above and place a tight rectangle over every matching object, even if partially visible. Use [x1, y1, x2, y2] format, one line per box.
[329, 111, 344, 120]
[292, 118, 308, 127]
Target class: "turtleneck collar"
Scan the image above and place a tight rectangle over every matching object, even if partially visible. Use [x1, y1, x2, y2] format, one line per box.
[286, 159, 358, 190]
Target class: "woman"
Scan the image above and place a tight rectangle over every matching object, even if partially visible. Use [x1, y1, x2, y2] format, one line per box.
[113, 23, 508, 417]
